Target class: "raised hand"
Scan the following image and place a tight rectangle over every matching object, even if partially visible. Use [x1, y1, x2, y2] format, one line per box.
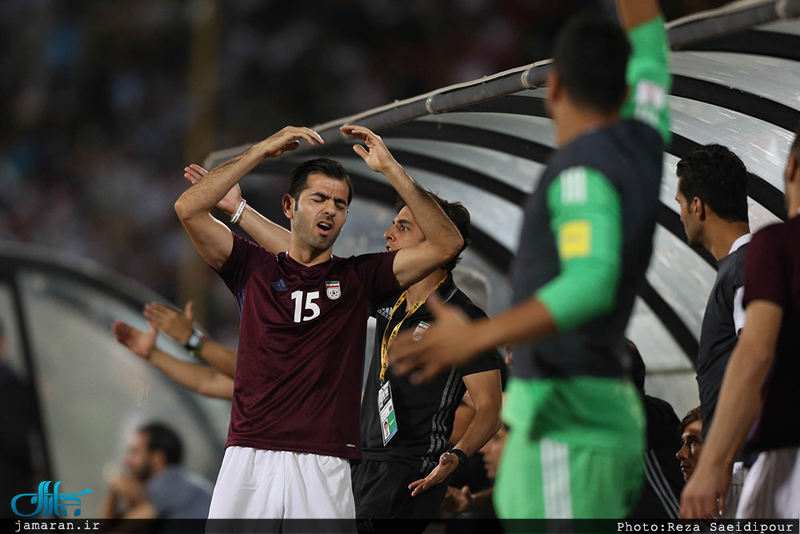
[441, 486, 475, 515]
[341, 124, 398, 174]
[257, 126, 324, 159]
[389, 293, 480, 384]
[408, 451, 460, 497]
[183, 164, 207, 185]
[184, 164, 243, 216]
[109, 474, 147, 506]
[112, 321, 157, 361]
[143, 302, 194, 345]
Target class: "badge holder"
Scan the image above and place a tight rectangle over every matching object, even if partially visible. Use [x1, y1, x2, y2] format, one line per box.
[378, 381, 398, 445]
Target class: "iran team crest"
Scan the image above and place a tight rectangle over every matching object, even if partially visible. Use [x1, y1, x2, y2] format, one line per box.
[326, 281, 341, 300]
[412, 321, 430, 341]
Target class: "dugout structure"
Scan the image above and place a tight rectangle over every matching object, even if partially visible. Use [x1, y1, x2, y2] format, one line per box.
[206, 0, 800, 417]
[0, 242, 228, 515]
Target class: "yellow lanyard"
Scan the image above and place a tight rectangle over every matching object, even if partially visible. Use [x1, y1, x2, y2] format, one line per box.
[379, 276, 448, 383]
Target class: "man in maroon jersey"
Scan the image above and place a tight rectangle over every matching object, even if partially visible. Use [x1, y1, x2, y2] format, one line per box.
[174, 125, 463, 520]
[681, 125, 800, 519]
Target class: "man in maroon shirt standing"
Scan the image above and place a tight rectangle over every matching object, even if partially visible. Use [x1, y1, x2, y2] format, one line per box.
[173, 125, 463, 520]
[681, 125, 800, 519]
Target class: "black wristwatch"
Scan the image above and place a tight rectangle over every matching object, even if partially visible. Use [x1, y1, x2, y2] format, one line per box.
[184, 330, 205, 355]
[447, 448, 468, 472]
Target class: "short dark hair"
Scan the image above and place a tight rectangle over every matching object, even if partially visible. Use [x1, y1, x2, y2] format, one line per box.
[677, 144, 749, 224]
[289, 158, 354, 205]
[552, 14, 631, 114]
[140, 423, 183, 465]
[395, 192, 471, 272]
[678, 407, 702, 437]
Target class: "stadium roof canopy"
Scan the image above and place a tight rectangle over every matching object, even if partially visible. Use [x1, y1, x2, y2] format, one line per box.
[206, 0, 800, 415]
[0, 242, 229, 511]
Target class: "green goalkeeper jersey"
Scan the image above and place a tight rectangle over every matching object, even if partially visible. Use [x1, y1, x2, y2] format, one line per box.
[511, 16, 671, 380]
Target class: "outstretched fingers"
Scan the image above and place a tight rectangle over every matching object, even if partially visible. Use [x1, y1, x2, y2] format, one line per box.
[283, 126, 324, 147]
[340, 124, 380, 146]
[264, 127, 324, 157]
[281, 140, 301, 153]
[143, 303, 169, 326]
[389, 332, 446, 385]
[351, 143, 369, 161]
[184, 164, 208, 184]
[111, 320, 132, 344]
[184, 301, 194, 322]
[408, 476, 431, 497]
[408, 478, 425, 491]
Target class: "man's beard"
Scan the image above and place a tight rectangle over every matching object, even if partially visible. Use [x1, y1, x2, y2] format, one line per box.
[134, 463, 152, 481]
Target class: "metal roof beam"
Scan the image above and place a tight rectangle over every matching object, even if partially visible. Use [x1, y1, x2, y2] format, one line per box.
[677, 29, 800, 61]
[671, 75, 800, 133]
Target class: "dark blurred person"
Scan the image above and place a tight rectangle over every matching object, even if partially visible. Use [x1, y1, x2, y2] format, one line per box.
[0, 320, 36, 519]
[676, 407, 703, 483]
[389, 0, 671, 519]
[682, 125, 800, 519]
[627, 340, 685, 519]
[99, 422, 212, 522]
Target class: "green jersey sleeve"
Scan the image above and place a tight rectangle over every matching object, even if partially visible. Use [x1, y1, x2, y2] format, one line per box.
[620, 15, 672, 145]
[536, 167, 623, 332]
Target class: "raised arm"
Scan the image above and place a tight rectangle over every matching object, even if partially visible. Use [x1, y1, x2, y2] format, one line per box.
[150, 349, 234, 399]
[112, 321, 234, 400]
[184, 164, 291, 254]
[617, 0, 671, 144]
[175, 127, 322, 270]
[616, 0, 661, 28]
[143, 301, 238, 378]
[680, 300, 782, 518]
[341, 125, 463, 289]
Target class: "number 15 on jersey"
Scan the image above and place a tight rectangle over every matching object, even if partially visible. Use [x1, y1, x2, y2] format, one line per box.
[291, 290, 320, 323]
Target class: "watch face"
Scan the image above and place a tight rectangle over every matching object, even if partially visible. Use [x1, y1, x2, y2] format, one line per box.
[185, 332, 201, 350]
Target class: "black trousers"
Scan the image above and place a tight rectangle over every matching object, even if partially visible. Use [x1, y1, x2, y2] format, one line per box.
[351, 459, 450, 533]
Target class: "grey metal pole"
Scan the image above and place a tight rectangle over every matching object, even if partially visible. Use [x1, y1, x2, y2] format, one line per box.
[668, 0, 800, 48]
[204, 0, 800, 167]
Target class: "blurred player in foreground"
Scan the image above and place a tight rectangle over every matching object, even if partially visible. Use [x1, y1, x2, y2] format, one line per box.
[389, 0, 671, 519]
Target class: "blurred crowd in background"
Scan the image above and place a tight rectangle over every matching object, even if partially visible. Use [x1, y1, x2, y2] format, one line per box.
[0, 0, 725, 341]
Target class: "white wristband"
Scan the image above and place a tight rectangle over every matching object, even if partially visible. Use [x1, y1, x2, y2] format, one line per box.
[230, 199, 247, 224]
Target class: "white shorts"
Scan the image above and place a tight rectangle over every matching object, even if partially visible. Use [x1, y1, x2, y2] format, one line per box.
[207, 446, 356, 520]
[736, 446, 800, 519]
[724, 461, 748, 519]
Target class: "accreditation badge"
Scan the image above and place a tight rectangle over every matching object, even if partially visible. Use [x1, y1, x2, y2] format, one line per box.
[378, 381, 398, 446]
